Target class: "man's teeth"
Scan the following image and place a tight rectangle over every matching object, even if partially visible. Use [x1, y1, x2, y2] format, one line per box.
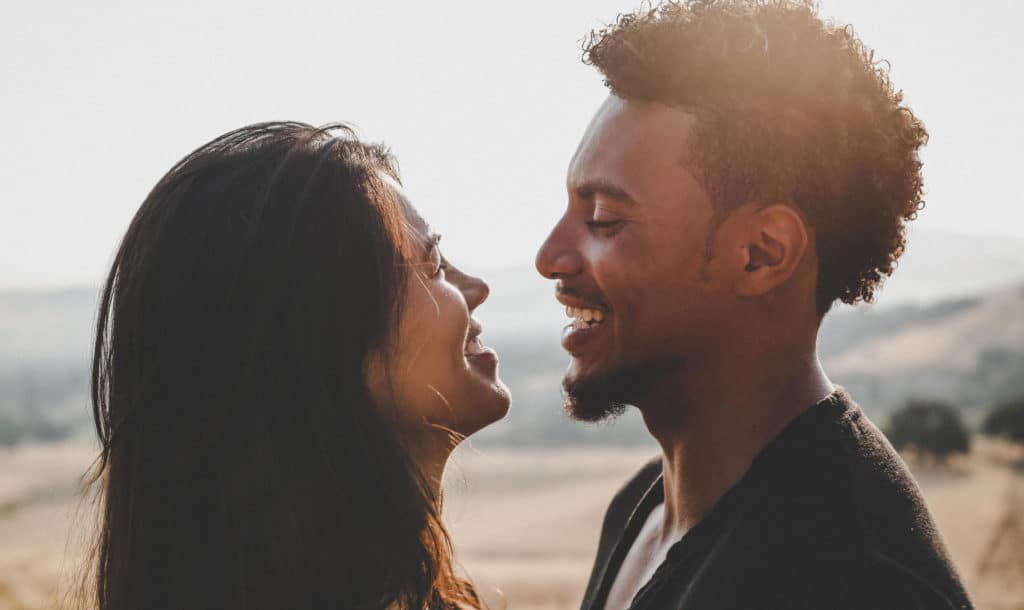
[564, 306, 606, 328]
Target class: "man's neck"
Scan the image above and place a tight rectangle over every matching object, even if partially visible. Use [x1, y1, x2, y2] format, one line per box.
[636, 343, 833, 541]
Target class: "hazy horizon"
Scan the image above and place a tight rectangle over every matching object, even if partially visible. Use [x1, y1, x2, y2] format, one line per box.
[4, 226, 1021, 308]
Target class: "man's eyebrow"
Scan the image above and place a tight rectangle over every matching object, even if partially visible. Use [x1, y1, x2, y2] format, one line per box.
[573, 179, 636, 204]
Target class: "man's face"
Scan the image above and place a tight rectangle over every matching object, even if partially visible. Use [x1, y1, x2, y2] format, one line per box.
[535, 96, 730, 421]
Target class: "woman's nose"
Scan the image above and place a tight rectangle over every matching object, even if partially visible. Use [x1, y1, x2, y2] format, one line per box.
[460, 271, 489, 311]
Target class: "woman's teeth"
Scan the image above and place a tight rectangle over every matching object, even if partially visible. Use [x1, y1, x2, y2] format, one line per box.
[465, 336, 485, 355]
[565, 306, 605, 330]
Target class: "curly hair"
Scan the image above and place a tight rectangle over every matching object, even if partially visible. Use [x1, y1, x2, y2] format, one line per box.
[583, 0, 928, 314]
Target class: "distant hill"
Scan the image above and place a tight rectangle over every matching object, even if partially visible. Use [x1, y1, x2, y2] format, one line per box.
[828, 288, 1024, 374]
[0, 229, 1021, 445]
[820, 284, 1024, 418]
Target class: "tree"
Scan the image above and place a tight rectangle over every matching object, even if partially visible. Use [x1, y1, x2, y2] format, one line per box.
[982, 396, 1024, 443]
[885, 399, 970, 461]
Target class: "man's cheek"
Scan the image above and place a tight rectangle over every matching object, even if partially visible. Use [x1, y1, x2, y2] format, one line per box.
[583, 241, 613, 273]
[588, 244, 632, 290]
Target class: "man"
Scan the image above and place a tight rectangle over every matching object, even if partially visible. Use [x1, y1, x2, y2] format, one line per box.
[535, 1, 971, 609]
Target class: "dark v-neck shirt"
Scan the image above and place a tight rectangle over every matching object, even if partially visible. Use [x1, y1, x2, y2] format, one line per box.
[580, 389, 973, 610]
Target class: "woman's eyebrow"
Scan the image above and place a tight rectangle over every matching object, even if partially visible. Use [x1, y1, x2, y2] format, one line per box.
[419, 232, 442, 261]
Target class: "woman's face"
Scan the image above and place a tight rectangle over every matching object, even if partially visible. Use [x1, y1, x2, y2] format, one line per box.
[367, 174, 510, 441]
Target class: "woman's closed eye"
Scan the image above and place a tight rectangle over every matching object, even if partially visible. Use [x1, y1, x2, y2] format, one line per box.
[428, 245, 448, 279]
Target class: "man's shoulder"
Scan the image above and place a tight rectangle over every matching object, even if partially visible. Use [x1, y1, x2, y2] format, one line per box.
[747, 389, 928, 522]
[699, 549, 972, 610]
[705, 389, 972, 608]
[678, 512, 973, 608]
[788, 550, 971, 609]
[778, 391, 945, 550]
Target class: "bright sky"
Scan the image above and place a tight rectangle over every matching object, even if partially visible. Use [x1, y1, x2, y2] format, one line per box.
[2, 0, 1022, 289]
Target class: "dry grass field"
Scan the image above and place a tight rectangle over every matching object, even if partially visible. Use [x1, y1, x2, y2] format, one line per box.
[0, 440, 1021, 610]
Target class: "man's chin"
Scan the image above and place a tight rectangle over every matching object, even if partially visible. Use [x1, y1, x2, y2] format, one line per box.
[563, 378, 629, 423]
[562, 360, 677, 423]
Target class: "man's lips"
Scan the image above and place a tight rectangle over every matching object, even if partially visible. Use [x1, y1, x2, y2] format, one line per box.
[556, 289, 610, 323]
[555, 290, 608, 312]
[556, 293, 610, 354]
[561, 318, 606, 355]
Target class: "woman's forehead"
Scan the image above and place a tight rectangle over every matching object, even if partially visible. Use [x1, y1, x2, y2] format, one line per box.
[377, 171, 434, 247]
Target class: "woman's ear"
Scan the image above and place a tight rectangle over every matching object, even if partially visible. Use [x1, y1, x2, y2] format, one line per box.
[733, 204, 809, 298]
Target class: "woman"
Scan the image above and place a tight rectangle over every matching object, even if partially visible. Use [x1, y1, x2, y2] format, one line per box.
[83, 122, 510, 610]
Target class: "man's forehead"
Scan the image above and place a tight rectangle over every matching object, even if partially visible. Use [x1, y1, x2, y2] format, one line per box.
[567, 96, 698, 190]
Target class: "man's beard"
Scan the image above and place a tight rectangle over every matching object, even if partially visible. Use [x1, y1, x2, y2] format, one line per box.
[562, 359, 678, 423]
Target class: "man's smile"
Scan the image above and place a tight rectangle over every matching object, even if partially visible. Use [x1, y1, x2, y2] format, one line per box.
[566, 305, 605, 330]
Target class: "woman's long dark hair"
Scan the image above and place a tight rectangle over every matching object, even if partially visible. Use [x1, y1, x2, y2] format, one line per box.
[84, 122, 479, 610]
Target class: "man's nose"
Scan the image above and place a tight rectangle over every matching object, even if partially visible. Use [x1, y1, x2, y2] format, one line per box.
[535, 217, 583, 280]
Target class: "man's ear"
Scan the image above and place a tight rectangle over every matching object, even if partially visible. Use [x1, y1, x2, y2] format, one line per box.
[733, 204, 809, 298]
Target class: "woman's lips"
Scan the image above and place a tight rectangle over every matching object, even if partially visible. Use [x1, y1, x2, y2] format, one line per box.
[466, 346, 499, 375]
[465, 331, 499, 375]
